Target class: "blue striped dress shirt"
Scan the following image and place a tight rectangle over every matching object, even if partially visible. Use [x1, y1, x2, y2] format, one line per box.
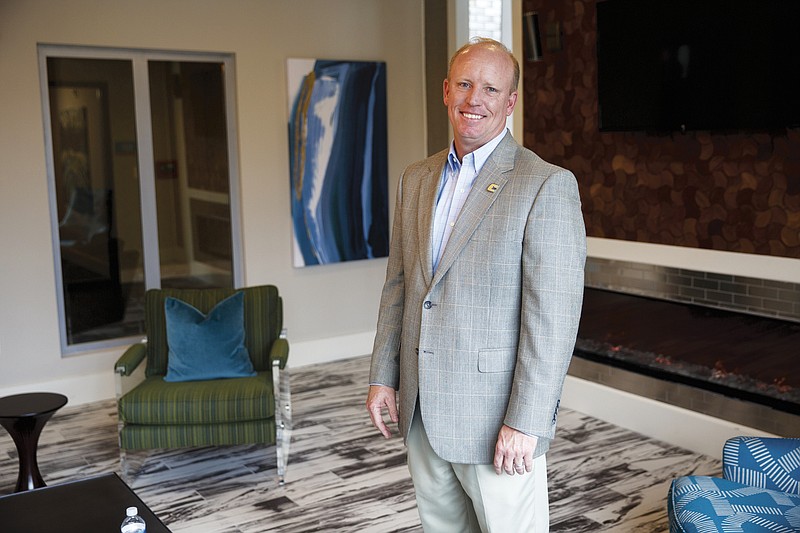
[431, 130, 507, 272]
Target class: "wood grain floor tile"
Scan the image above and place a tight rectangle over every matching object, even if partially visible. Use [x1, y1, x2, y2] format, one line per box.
[0, 355, 720, 532]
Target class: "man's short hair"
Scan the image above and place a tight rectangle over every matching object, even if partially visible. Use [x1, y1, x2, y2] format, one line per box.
[448, 37, 520, 92]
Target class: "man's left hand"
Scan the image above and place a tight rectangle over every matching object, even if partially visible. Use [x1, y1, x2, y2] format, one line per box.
[493, 425, 538, 476]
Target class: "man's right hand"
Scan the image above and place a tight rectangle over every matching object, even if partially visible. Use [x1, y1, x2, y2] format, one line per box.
[366, 385, 398, 438]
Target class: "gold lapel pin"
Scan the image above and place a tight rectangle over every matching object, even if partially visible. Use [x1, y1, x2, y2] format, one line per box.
[486, 183, 499, 193]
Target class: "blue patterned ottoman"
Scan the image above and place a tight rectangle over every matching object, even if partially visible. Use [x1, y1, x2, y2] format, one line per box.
[668, 436, 800, 533]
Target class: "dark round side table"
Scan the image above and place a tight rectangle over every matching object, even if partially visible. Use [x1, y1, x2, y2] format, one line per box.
[0, 392, 68, 492]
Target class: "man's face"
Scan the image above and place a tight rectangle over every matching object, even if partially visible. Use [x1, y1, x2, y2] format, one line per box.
[444, 45, 518, 158]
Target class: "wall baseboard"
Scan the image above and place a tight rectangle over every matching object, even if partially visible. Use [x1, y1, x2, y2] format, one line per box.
[290, 331, 375, 368]
[0, 372, 117, 407]
[562, 375, 775, 459]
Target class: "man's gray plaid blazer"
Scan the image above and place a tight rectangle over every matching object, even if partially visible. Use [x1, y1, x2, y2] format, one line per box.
[370, 132, 586, 464]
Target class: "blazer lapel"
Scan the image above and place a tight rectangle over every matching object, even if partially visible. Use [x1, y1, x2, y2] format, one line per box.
[418, 151, 448, 287]
[432, 133, 518, 286]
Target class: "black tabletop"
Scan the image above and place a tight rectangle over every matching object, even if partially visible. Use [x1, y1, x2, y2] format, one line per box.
[0, 473, 172, 532]
[0, 393, 68, 418]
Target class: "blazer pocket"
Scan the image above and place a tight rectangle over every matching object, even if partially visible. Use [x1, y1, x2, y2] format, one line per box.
[478, 348, 516, 373]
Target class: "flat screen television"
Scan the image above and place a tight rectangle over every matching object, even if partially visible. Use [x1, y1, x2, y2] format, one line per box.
[596, 0, 800, 132]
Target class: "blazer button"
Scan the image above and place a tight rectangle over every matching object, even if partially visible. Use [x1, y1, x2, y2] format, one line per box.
[423, 301, 432, 309]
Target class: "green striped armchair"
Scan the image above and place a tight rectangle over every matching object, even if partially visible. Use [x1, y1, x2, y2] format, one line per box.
[114, 285, 290, 484]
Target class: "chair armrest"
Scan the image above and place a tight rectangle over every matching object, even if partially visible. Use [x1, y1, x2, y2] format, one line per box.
[269, 336, 289, 370]
[723, 436, 800, 493]
[115, 342, 147, 376]
[114, 342, 148, 400]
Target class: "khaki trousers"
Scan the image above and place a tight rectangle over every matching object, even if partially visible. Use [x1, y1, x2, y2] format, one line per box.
[407, 408, 549, 533]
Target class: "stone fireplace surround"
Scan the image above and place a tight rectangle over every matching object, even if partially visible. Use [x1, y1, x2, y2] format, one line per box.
[521, 0, 800, 260]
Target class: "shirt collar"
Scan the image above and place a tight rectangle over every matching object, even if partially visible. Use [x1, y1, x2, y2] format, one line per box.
[446, 129, 508, 175]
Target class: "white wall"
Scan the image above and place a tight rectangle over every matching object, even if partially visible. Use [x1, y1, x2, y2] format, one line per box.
[0, 0, 425, 404]
[562, 376, 776, 460]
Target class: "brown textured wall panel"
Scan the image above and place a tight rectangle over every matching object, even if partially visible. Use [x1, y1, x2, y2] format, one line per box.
[521, 0, 800, 258]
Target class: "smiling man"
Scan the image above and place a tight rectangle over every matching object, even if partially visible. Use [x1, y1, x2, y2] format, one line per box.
[367, 37, 586, 532]
[444, 39, 518, 158]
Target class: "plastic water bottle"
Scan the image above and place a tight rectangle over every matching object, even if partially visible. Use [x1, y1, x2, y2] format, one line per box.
[121, 506, 146, 533]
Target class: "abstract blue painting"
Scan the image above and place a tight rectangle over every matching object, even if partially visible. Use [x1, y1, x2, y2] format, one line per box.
[287, 59, 389, 267]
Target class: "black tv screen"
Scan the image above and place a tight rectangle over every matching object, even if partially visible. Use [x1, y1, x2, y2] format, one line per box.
[596, 0, 800, 132]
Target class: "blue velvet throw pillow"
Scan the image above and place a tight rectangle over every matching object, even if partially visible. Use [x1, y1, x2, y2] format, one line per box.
[163, 291, 256, 382]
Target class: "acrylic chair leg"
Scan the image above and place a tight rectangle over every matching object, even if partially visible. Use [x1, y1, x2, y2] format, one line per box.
[272, 360, 292, 485]
[119, 447, 130, 483]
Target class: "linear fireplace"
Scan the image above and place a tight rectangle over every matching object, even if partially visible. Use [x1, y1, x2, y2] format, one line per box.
[570, 257, 800, 436]
[575, 288, 799, 415]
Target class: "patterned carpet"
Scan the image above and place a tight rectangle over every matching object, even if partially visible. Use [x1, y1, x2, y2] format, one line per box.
[0, 355, 720, 532]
